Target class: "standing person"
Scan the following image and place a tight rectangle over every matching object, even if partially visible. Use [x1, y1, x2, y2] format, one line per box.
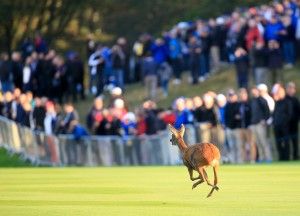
[111, 45, 125, 89]
[117, 37, 131, 84]
[272, 84, 293, 161]
[58, 103, 79, 134]
[188, 36, 201, 84]
[11, 52, 23, 89]
[0, 52, 12, 92]
[199, 30, 211, 81]
[249, 87, 272, 162]
[86, 97, 104, 133]
[238, 88, 256, 163]
[32, 97, 46, 131]
[234, 47, 249, 89]
[43, 50, 56, 98]
[86, 34, 96, 59]
[22, 57, 33, 92]
[157, 61, 172, 97]
[224, 90, 242, 163]
[267, 40, 283, 85]
[88, 45, 105, 96]
[51, 55, 66, 103]
[208, 18, 221, 73]
[252, 41, 269, 86]
[73, 53, 85, 101]
[199, 93, 218, 144]
[285, 82, 300, 160]
[141, 52, 158, 100]
[169, 31, 182, 84]
[281, 15, 296, 68]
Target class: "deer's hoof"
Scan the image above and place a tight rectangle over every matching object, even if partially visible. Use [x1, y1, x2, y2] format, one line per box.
[192, 184, 196, 190]
[214, 186, 219, 191]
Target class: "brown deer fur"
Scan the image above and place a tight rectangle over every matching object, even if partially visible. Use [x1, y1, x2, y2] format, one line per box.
[168, 124, 221, 198]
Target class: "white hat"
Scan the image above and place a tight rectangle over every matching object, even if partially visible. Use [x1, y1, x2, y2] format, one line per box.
[111, 87, 122, 96]
[257, 83, 268, 92]
[114, 98, 125, 109]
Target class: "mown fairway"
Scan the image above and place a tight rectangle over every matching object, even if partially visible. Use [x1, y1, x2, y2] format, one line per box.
[0, 163, 300, 216]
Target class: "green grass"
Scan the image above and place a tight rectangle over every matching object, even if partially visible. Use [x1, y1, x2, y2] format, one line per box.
[1, 163, 300, 216]
[0, 148, 31, 167]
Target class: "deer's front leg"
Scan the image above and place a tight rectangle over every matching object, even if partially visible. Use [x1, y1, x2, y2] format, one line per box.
[188, 167, 200, 181]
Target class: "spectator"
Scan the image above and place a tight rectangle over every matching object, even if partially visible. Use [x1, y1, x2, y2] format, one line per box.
[11, 52, 23, 89]
[224, 90, 242, 163]
[249, 87, 272, 162]
[252, 41, 269, 85]
[173, 97, 193, 129]
[169, 31, 182, 84]
[238, 88, 255, 163]
[157, 61, 172, 97]
[188, 36, 201, 84]
[264, 15, 284, 42]
[22, 56, 33, 92]
[0, 52, 12, 92]
[234, 47, 249, 88]
[87, 97, 104, 132]
[199, 93, 218, 143]
[272, 83, 293, 161]
[44, 101, 57, 135]
[111, 45, 125, 89]
[281, 15, 296, 67]
[141, 52, 158, 100]
[285, 82, 299, 160]
[58, 103, 79, 134]
[267, 40, 283, 84]
[88, 45, 105, 96]
[32, 97, 46, 131]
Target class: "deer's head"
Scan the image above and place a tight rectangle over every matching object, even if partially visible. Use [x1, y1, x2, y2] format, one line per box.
[168, 124, 185, 145]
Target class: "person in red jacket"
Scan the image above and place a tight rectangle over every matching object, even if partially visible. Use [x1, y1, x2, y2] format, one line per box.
[245, 19, 264, 51]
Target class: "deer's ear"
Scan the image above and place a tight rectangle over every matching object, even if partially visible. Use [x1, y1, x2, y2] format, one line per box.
[179, 124, 185, 137]
[168, 124, 178, 136]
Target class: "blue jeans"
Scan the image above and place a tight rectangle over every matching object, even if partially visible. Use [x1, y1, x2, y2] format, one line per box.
[0, 81, 13, 92]
[200, 53, 210, 77]
[161, 79, 169, 95]
[282, 41, 295, 64]
[114, 69, 124, 89]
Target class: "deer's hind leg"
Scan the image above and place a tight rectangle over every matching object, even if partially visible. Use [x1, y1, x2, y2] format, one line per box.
[188, 167, 200, 181]
[206, 166, 219, 198]
[192, 170, 207, 189]
[198, 167, 214, 188]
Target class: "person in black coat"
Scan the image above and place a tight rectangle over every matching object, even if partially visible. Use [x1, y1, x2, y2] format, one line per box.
[234, 47, 249, 89]
[0, 53, 12, 92]
[188, 36, 201, 84]
[285, 82, 300, 160]
[32, 97, 46, 131]
[252, 41, 268, 85]
[267, 40, 283, 85]
[11, 52, 23, 89]
[272, 84, 293, 161]
[224, 90, 242, 163]
[249, 87, 272, 162]
[238, 88, 255, 162]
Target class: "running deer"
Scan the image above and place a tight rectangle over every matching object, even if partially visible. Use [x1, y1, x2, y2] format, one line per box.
[168, 124, 221, 198]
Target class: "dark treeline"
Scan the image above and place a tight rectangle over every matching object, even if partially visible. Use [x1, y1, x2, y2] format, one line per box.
[0, 0, 269, 56]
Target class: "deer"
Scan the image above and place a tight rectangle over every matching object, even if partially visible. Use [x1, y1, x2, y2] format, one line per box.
[168, 124, 221, 198]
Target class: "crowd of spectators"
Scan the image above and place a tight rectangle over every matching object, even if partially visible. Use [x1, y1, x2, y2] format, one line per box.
[0, 1, 300, 164]
[0, 33, 85, 104]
